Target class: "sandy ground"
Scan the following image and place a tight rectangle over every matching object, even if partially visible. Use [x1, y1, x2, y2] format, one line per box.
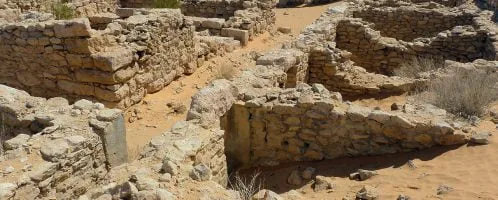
[125, 2, 345, 160]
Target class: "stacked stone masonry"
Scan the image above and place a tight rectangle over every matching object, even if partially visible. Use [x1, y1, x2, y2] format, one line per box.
[0, 0, 118, 19]
[0, 9, 197, 108]
[335, 1, 498, 74]
[223, 86, 472, 168]
[0, 84, 127, 199]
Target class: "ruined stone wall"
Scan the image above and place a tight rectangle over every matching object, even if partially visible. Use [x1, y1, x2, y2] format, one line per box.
[186, 0, 276, 45]
[351, 6, 475, 41]
[409, 0, 467, 7]
[336, 18, 491, 74]
[181, 0, 245, 19]
[223, 85, 471, 168]
[307, 47, 416, 99]
[0, 84, 127, 199]
[1, 0, 119, 17]
[0, 9, 196, 108]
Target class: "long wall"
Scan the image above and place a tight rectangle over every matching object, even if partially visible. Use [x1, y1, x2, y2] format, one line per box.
[1, 0, 119, 17]
[223, 86, 470, 168]
[0, 10, 196, 108]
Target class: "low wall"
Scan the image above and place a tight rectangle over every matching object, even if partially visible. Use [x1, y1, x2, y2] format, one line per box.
[351, 6, 474, 41]
[336, 18, 492, 74]
[223, 85, 471, 168]
[0, 9, 196, 108]
[0, 84, 127, 199]
[181, 0, 245, 19]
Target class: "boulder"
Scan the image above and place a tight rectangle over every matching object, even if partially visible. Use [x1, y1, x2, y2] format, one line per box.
[301, 167, 316, 179]
[287, 170, 303, 186]
[470, 132, 491, 145]
[350, 169, 378, 181]
[4, 134, 30, 150]
[356, 186, 378, 200]
[0, 183, 16, 199]
[29, 161, 58, 182]
[253, 189, 283, 200]
[313, 176, 334, 192]
[40, 139, 70, 161]
[190, 163, 212, 181]
[437, 184, 453, 195]
[277, 26, 292, 34]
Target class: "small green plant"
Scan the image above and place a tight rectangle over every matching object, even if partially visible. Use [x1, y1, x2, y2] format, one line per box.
[152, 0, 181, 8]
[52, 1, 75, 20]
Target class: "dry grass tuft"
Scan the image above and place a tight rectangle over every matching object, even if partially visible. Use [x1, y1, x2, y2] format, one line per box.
[394, 56, 444, 78]
[426, 69, 498, 119]
[229, 171, 262, 200]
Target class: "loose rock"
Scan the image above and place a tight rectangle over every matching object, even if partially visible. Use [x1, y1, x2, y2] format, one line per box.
[356, 186, 378, 200]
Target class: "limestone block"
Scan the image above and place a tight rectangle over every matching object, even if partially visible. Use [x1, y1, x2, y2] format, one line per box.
[54, 18, 92, 38]
[92, 49, 134, 72]
[89, 109, 128, 167]
[202, 18, 225, 29]
[221, 28, 249, 46]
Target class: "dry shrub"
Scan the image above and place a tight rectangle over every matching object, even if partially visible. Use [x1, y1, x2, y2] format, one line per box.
[216, 63, 236, 80]
[51, 0, 75, 20]
[427, 70, 498, 118]
[229, 171, 262, 200]
[152, 0, 181, 8]
[394, 56, 444, 78]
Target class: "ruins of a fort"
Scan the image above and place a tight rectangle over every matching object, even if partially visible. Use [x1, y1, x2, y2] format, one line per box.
[0, 0, 497, 199]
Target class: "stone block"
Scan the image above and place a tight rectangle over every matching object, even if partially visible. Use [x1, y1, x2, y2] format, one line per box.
[221, 28, 249, 46]
[92, 49, 134, 72]
[90, 110, 128, 167]
[202, 18, 225, 29]
[54, 18, 92, 38]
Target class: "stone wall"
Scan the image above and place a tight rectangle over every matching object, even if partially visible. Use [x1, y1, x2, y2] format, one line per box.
[185, 0, 276, 45]
[0, 0, 119, 17]
[0, 9, 196, 108]
[181, 0, 245, 19]
[223, 84, 471, 168]
[351, 6, 475, 41]
[0, 84, 127, 199]
[307, 47, 418, 99]
[410, 0, 467, 7]
[336, 18, 492, 74]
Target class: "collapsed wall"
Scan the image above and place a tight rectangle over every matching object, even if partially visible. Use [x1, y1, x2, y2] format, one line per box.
[0, 84, 127, 199]
[0, 9, 196, 108]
